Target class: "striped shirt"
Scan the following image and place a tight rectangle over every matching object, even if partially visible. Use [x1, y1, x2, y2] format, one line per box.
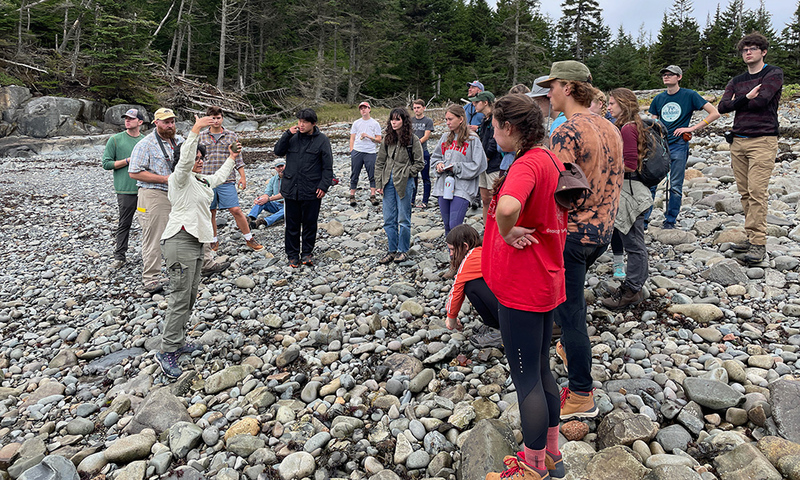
[199, 128, 244, 184]
[129, 131, 184, 191]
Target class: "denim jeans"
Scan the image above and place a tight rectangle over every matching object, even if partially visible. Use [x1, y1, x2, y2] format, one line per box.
[554, 238, 608, 393]
[382, 174, 414, 253]
[646, 140, 688, 225]
[248, 201, 285, 226]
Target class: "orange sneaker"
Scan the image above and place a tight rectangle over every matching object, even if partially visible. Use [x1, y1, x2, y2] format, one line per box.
[559, 388, 598, 420]
[555, 341, 568, 372]
[485, 455, 549, 480]
[246, 238, 264, 251]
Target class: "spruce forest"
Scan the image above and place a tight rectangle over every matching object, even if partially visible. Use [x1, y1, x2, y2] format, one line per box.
[2, 0, 800, 113]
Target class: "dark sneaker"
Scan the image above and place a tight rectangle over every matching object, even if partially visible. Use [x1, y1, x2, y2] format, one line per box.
[349, 194, 357, 207]
[393, 252, 408, 263]
[201, 260, 231, 277]
[175, 343, 204, 355]
[560, 388, 598, 420]
[155, 351, 182, 378]
[742, 244, 766, 265]
[662, 222, 675, 230]
[288, 258, 300, 268]
[378, 252, 396, 264]
[730, 240, 751, 253]
[255, 218, 267, 228]
[469, 327, 503, 349]
[370, 195, 380, 206]
[144, 281, 163, 294]
[301, 255, 314, 266]
[601, 285, 644, 309]
[247, 216, 257, 231]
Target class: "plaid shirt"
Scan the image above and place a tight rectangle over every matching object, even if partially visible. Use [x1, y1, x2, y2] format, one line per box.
[128, 131, 184, 191]
[199, 128, 244, 184]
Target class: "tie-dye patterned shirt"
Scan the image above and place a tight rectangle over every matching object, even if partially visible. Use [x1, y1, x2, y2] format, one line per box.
[550, 112, 624, 245]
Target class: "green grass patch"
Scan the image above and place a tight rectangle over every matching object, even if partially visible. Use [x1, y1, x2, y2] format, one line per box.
[0, 71, 24, 86]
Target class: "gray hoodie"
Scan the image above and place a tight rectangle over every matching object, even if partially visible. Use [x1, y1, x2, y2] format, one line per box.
[430, 133, 487, 202]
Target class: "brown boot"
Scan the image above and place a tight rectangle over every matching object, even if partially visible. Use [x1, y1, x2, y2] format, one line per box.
[742, 244, 765, 265]
[600, 285, 644, 309]
[485, 455, 549, 480]
[560, 388, 598, 420]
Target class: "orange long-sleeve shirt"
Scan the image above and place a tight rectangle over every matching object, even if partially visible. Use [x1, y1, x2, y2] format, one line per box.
[445, 247, 483, 319]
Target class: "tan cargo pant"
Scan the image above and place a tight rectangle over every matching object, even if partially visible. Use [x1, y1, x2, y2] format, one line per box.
[730, 136, 778, 246]
[136, 188, 171, 284]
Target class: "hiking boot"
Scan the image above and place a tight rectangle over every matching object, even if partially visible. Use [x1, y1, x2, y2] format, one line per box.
[370, 195, 380, 206]
[155, 351, 182, 378]
[288, 258, 300, 268]
[730, 240, 751, 253]
[517, 451, 564, 479]
[379, 252, 396, 264]
[201, 260, 231, 277]
[613, 261, 625, 279]
[144, 280, 164, 294]
[393, 252, 408, 262]
[349, 194, 357, 207]
[485, 455, 549, 480]
[560, 388, 598, 420]
[469, 327, 503, 349]
[247, 216, 257, 231]
[110, 259, 125, 270]
[246, 238, 264, 251]
[556, 340, 568, 372]
[301, 255, 314, 266]
[601, 285, 644, 309]
[210, 241, 219, 252]
[255, 218, 267, 228]
[175, 343, 204, 356]
[742, 244, 766, 265]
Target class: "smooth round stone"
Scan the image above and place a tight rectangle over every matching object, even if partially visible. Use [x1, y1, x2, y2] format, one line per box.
[76, 403, 98, 417]
[103, 412, 120, 428]
[67, 417, 94, 435]
[409, 420, 426, 441]
[406, 450, 431, 469]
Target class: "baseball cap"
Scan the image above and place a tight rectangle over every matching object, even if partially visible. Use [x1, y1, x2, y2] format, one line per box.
[275, 160, 286, 167]
[536, 61, 592, 88]
[122, 108, 144, 121]
[358, 101, 371, 109]
[467, 80, 484, 91]
[153, 107, 176, 121]
[660, 65, 683, 76]
[527, 76, 551, 98]
[468, 91, 495, 103]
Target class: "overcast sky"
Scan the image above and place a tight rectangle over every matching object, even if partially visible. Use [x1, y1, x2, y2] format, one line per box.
[535, 0, 795, 40]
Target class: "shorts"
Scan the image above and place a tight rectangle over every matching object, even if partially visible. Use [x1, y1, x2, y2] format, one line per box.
[210, 182, 240, 210]
[479, 170, 502, 189]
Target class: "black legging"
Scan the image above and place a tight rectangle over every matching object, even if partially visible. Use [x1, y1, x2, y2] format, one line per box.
[464, 278, 499, 329]
[498, 305, 560, 449]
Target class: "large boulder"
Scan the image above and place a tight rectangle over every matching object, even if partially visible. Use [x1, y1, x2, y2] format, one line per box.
[24, 96, 83, 118]
[770, 379, 800, 443]
[125, 387, 192, 434]
[585, 445, 649, 480]
[597, 410, 659, 449]
[17, 455, 78, 480]
[80, 99, 105, 122]
[0, 85, 31, 122]
[458, 419, 518, 480]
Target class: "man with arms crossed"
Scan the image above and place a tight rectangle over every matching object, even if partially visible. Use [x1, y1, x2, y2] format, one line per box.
[102, 108, 144, 270]
[718, 32, 783, 265]
[648, 64, 720, 229]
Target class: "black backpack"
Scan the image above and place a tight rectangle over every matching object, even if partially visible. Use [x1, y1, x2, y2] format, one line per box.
[637, 119, 671, 187]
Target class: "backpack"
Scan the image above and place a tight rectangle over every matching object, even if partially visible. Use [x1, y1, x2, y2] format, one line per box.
[637, 119, 671, 188]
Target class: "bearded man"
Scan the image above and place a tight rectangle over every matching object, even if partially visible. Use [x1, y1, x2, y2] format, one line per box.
[129, 108, 185, 293]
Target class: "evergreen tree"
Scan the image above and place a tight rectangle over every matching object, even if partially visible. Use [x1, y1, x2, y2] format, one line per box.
[494, 0, 552, 88]
[555, 0, 610, 61]
[780, 0, 800, 82]
[652, 0, 702, 87]
[591, 27, 651, 91]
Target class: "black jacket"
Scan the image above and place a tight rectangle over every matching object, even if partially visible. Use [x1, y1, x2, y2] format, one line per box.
[477, 115, 503, 174]
[274, 126, 334, 201]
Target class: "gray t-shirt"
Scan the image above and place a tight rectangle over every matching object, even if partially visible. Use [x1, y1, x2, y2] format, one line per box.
[411, 116, 434, 153]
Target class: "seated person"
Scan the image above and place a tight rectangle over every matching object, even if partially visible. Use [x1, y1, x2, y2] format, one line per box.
[444, 224, 501, 349]
[247, 160, 285, 228]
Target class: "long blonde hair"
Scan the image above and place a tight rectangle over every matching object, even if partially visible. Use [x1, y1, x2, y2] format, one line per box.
[445, 105, 472, 149]
[609, 88, 649, 165]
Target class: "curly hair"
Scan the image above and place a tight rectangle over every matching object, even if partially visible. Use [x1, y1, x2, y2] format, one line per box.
[562, 80, 595, 108]
[609, 88, 649, 167]
[445, 224, 482, 272]
[737, 32, 769, 52]
[444, 105, 473, 150]
[508, 84, 531, 95]
[590, 87, 608, 117]
[384, 107, 412, 147]
[491, 94, 546, 194]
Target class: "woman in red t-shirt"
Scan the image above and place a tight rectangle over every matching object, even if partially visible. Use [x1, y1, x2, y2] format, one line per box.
[483, 94, 568, 480]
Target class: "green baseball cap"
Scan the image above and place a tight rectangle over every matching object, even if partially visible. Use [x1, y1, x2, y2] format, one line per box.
[536, 61, 592, 88]
[468, 91, 495, 102]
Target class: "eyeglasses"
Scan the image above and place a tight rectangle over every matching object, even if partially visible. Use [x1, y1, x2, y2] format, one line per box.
[740, 47, 761, 53]
[661, 73, 677, 77]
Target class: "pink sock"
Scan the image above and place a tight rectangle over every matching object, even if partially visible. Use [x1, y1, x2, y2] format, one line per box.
[523, 446, 546, 471]
[547, 426, 561, 454]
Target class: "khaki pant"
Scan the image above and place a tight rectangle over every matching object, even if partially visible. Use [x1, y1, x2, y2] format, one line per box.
[730, 136, 778, 246]
[137, 188, 171, 283]
[160, 230, 203, 352]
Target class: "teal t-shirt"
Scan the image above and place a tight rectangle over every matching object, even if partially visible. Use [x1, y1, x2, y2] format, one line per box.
[102, 131, 144, 194]
[648, 88, 708, 145]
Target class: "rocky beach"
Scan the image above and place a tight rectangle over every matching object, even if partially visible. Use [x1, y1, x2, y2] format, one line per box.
[2, 102, 800, 480]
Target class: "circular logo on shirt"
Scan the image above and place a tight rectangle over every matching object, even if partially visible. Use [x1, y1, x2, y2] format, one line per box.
[661, 102, 682, 123]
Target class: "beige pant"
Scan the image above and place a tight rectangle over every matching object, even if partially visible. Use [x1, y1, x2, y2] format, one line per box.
[137, 188, 171, 283]
[730, 136, 778, 246]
